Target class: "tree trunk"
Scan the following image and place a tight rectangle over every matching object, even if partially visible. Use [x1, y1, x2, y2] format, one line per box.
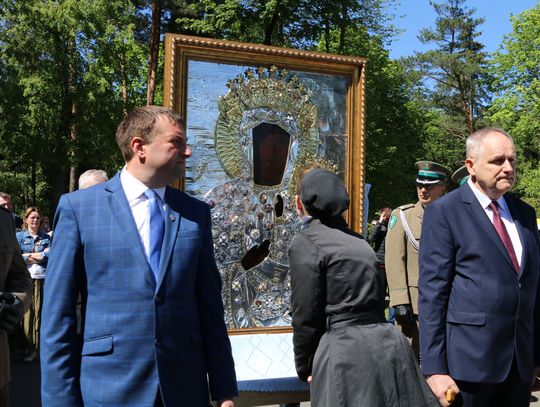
[263, 0, 281, 45]
[456, 75, 473, 134]
[323, 14, 330, 53]
[339, 0, 348, 53]
[147, 0, 162, 106]
[31, 158, 37, 205]
[120, 51, 128, 116]
[468, 82, 475, 132]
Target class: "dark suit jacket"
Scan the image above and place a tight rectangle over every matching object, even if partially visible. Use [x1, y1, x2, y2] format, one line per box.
[419, 183, 540, 383]
[0, 208, 30, 389]
[41, 173, 237, 406]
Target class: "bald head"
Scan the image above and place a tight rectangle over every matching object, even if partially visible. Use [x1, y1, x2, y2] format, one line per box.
[78, 169, 108, 190]
[465, 128, 516, 200]
[466, 128, 513, 160]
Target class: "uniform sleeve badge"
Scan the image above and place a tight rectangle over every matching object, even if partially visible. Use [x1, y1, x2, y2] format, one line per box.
[389, 214, 397, 229]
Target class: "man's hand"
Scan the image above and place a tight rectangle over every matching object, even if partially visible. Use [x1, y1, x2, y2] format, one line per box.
[217, 398, 234, 407]
[393, 304, 415, 325]
[426, 374, 459, 406]
[0, 292, 25, 334]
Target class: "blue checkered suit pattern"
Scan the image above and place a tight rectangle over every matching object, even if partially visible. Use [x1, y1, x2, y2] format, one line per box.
[40, 173, 237, 406]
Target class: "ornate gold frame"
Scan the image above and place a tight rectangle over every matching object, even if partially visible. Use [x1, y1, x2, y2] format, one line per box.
[164, 34, 366, 233]
[163, 34, 367, 334]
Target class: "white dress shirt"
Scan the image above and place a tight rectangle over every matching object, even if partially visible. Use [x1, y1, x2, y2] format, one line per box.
[467, 178, 522, 267]
[120, 168, 166, 259]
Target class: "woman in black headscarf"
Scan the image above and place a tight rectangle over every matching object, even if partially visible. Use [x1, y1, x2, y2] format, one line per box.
[289, 168, 437, 406]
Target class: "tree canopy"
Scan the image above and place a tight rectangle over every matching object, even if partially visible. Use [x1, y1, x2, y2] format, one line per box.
[486, 4, 540, 210]
[0, 0, 147, 214]
[0, 0, 538, 217]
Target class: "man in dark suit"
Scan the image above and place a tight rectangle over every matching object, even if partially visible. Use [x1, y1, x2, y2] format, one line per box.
[419, 128, 540, 406]
[0, 205, 30, 406]
[41, 106, 237, 406]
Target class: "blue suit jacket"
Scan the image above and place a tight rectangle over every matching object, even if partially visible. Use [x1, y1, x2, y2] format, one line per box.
[41, 173, 237, 406]
[419, 183, 540, 383]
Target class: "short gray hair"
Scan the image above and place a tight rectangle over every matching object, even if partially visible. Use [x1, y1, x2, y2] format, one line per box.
[78, 169, 108, 190]
[466, 128, 513, 159]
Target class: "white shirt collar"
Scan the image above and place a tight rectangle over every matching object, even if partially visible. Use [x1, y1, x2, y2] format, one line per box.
[467, 178, 509, 214]
[120, 167, 166, 203]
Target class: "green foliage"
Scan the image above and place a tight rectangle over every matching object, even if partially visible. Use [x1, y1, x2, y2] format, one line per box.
[317, 26, 425, 212]
[0, 0, 147, 211]
[401, 0, 490, 179]
[486, 4, 540, 211]
[1, 0, 537, 218]
[413, 0, 489, 126]
[175, 0, 398, 48]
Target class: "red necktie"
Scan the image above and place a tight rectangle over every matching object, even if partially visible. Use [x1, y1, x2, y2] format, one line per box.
[489, 201, 520, 273]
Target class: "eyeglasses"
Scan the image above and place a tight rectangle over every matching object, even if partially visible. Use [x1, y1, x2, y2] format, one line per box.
[416, 182, 441, 190]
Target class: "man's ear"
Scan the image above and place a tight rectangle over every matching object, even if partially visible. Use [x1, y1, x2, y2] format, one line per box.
[130, 137, 146, 159]
[465, 157, 475, 177]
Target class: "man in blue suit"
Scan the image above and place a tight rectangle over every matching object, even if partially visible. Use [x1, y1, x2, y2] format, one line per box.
[41, 106, 237, 406]
[419, 128, 540, 406]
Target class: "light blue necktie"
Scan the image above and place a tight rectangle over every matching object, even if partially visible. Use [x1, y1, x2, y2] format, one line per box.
[144, 189, 164, 279]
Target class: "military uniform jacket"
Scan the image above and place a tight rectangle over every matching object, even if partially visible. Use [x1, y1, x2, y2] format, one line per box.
[0, 207, 31, 388]
[385, 201, 424, 314]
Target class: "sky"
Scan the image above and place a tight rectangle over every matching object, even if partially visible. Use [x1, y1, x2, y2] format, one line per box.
[388, 0, 539, 59]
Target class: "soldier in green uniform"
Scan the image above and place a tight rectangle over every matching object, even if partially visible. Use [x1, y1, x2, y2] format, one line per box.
[385, 161, 450, 358]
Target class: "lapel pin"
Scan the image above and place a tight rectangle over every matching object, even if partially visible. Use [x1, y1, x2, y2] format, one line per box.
[169, 214, 176, 222]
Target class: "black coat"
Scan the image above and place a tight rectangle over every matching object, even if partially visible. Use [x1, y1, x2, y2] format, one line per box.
[290, 217, 437, 406]
[290, 217, 385, 380]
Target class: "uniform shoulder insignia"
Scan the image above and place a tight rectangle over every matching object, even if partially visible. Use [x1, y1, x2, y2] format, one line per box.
[389, 214, 398, 229]
[397, 203, 414, 211]
[389, 204, 413, 229]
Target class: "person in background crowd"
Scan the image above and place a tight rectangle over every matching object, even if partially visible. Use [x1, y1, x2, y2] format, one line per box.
[385, 161, 449, 358]
[41, 216, 51, 234]
[419, 128, 540, 406]
[369, 206, 392, 266]
[0, 205, 31, 407]
[0, 193, 23, 230]
[369, 206, 394, 322]
[78, 169, 108, 190]
[41, 106, 237, 406]
[290, 167, 438, 406]
[16, 206, 51, 363]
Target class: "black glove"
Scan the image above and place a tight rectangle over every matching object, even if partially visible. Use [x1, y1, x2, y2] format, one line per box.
[393, 304, 415, 325]
[0, 292, 25, 334]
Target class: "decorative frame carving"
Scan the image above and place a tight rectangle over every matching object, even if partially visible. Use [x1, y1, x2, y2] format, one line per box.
[164, 34, 366, 334]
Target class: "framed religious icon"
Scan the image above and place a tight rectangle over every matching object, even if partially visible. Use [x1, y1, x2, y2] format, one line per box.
[164, 34, 366, 335]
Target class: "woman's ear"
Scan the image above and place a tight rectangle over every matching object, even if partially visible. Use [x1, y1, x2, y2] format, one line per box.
[295, 194, 305, 216]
